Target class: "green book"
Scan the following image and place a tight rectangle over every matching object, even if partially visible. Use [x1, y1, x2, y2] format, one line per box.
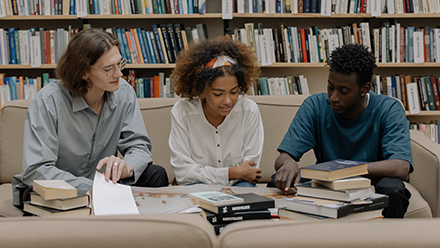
[42, 73, 50, 87]
[14, 30, 21, 65]
[423, 75, 436, 111]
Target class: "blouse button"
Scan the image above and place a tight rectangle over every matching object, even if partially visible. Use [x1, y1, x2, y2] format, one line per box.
[218, 160, 221, 163]
[215, 131, 218, 134]
[217, 144, 220, 147]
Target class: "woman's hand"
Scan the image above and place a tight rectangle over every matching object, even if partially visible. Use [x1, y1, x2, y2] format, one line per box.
[229, 160, 262, 185]
[96, 155, 134, 183]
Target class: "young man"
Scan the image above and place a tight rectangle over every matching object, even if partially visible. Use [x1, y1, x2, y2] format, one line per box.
[270, 43, 412, 218]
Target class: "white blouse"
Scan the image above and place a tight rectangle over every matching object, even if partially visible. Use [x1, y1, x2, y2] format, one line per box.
[169, 97, 264, 186]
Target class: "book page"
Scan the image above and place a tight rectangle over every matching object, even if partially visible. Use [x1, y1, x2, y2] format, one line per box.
[34, 180, 76, 190]
[92, 172, 139, 216]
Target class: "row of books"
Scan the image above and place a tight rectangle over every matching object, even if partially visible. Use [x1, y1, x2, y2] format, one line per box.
[23, 180, 90, 217]
[229, 22, 372, 65]
[189, 191, 275, 235]
[372, 22, 440, 63]
[410, 122, 440, 144]
[371, 74, 440, 113]
[280, 159, 388, 220]
[251, 75, 310, 96]
[125, 70, 175, 98]
[0, 23, 208, 66]
[231, 0, 440, 15]
[0, 73, 51, 107]
[0, 0, 206, 16]
[0, 27, 69, 66]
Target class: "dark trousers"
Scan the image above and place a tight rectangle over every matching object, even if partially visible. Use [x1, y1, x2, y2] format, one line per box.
[372, 177, 411, 218]
[133, 164, 169, 187]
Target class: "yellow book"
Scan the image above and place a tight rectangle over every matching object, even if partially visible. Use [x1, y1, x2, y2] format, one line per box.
[33, 180, 77, 200]
[157, 26, 169, 64]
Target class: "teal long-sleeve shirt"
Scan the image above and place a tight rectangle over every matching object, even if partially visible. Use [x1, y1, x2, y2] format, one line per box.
[19, 79, 152, 194]
[278, 91, 413, 173]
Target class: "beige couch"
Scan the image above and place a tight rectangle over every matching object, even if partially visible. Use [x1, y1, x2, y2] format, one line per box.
[0, 95, 438, 243]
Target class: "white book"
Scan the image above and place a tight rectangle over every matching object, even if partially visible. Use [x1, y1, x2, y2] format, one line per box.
[381, 27, 386, 63]
[299, 75, 309, 95]
[421, 0, 428, 13]
[76, 0, 88, 17]
[366, 0, 371, 13]
[407, 83, 421, 115]
[0, 29, 5, 64]
[337, 28, 344, 47]
[390, 25, 395, 63]
[165, 77, 171, 97]
[49, 30, 55, 64]
[335, 0, 341, 13]
[271, 77, 281, 95]
[413, 0, 420, 13]
[292, 27, 299, 63]
[375, 75, 381, 94]
[20, 30, 30, 65]
[328, 34, 339, 55]
[254, 30, 261, 63]
[0, 85, 11, 107]
[222, 0, 232, 19]
[413, 31, 424, 63]
[259, 32, 272, 66]
[30, 34, 42, 67]
[348, 0, 356, 13]
[283, 28, 291, 63]
[43, 0, 50, 15]
[23, 84, 37, 99]
[278, 77, 287, 95]
[239, 28, 248, 45]
[321, 0, 332, 15]
[293, 0, 298, 13]
[284, 77, 291, 95]
[263, 0, 269, 13]
[371, 0, 381, 15]
[182, 0, 188, 14]
[147, 0, 153, 14]
[248, 0, 253, 13]
[387, 0, 395, 13]
[0, 0, 6, 17]
[269, 0, 276, 13]
[192, 29, 199, 42]
[360, 22, 372, 52]
[395, 76, 402, 100]
[396, 0, 404, 13]
[265, 28, 276, 63]
[396, 23, 400, 63]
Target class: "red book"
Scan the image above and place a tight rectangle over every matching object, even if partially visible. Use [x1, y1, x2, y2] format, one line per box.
[154, 75, 160, 98]
[42, 31, 48, 64]
[114, 0, 119, 14]
[149, 77, 154, 98]
[128, 70, 136, 92]
[300, 29, 308, 63]
[400, 27, 405, 63]
[430, 76, 440, 110]
[174, 0, 180, 14]
[360, 0, 366, 13]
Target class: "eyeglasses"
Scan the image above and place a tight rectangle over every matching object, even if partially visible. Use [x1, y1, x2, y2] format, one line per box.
[90, 58, 127, 77]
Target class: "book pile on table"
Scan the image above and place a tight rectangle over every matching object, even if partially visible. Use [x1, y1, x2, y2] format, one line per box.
[189, 191, 275, 235]
[279, 159, 388, 221]
[23, 180, 90, 217]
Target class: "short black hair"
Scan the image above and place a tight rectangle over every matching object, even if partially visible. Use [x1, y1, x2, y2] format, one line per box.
[327, 43, 377, 87]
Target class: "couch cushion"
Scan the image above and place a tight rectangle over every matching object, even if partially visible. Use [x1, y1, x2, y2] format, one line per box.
[404, 182, 432, 218]
[218, 219, 440, 248]
[0, 214, 215, 247]
[0, 184, 23, 217]
[0, 100, 31, 184]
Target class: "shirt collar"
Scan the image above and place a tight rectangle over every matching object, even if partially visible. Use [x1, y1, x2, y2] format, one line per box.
[71, 91, 118, 112]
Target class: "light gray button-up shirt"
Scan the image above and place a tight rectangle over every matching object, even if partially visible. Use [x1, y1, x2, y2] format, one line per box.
[20, 78, 152, 194]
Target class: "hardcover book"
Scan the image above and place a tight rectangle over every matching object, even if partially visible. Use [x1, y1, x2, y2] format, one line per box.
[198, 193, 275, 215]
[23, 202, 90, 217]
[299, 159, 369, 181]
[188, 191, 244, 206]
[296, 181, 375, 202]
[30, 192, 89, 211]
[286, 193, 388, 219]
[279, 207, 383, 221]
[33, 180, 77, 200]
[311, 176, 371, 190]
[201, 209, 271, 224]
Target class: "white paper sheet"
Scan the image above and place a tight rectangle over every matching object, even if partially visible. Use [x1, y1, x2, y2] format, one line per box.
[92, 172, 139, 216]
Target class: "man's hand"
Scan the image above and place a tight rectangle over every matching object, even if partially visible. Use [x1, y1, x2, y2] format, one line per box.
[229, 160, 262, 185]
[96, 155, 134, 184]
[274, 152, 301, 192]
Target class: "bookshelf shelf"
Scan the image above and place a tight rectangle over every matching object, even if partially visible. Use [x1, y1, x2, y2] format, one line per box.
[0, 15, 79, 20]
[81, 13, 222, 19]
[232, 13, 440, 18]
[0, 65, 57, 69]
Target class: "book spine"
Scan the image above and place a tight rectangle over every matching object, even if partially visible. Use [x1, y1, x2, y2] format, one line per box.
[206, 211, 271, 224]
[167, 23, 179, 61]
[152, 24, 166, 63]
[337, 195, 389, 218]
[215, 201, 275, 215]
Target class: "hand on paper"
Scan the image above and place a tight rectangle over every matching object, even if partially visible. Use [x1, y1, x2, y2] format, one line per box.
[96, 155, 134, 184]
[229, 160, 262, 185]
[274, 152, 301, 193]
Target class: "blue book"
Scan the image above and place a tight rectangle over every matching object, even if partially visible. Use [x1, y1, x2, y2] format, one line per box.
[8, 28, 16, 64]
[391, 76, 397, 98]
[141, 30, 153, 64]
[178, 0, 183, 13]
[140, 78, 144, 98]
[252, 0, 257, 13]
[4, 77, 11, 100]
[429, 28, 435, 62]
[136, 28, 149, 64]
[120, 29, 132, 64]
[70, 0, 76, 14]
[9, 77, 17, 100]
[299, 159, 369, 181]
[259, 77, 270, 95]
[188, 0, 193, 13]
[117, 0, 123, 14]
[145, 31, 157, 64]
[407, 27, 415, 63]
[157, 0, 162, 14]
[143, 77, 150, 98]
[151, 24, 166, 63]
[93, 0, 100, 14]
[115, 29, 128, 62]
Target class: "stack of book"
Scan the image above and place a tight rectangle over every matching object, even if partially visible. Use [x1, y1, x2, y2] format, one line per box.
[280, 159, 388, 221]
[23, 180, 90, 217]
[189, 191, 275, 235]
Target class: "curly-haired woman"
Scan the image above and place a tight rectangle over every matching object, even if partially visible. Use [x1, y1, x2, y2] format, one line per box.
[169, 35, 263, 187]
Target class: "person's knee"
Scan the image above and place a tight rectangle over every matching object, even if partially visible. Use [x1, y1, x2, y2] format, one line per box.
[375, 178, 408, 197]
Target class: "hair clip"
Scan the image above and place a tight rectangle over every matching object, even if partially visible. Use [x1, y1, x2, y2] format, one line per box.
[203, 55, 237, 69]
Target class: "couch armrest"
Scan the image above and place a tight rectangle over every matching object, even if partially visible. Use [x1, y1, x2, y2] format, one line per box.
[409, 130, 440, 217]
